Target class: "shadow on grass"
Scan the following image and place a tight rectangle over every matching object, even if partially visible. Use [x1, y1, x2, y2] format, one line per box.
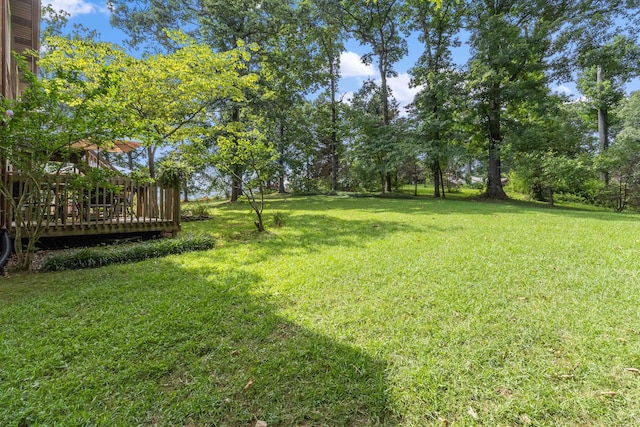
[246, 194, 640, 222]
[0, 261, 397, 426]
[190, 212, 451, 267]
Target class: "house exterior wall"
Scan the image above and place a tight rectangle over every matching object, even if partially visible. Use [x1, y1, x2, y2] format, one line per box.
[1, 0, 40, 230]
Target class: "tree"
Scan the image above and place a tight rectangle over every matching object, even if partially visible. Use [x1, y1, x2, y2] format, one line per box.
[463, 0, 580, 199]
[507, 94, 597, 205]
[39, 32, 259, 179]
[108, 0, 308, 202]
[0, 59, 121, 270]
[339, 0, 407, 192]
[214, 123, 277, 232]
[348, 79, 404, 193]
[306, 0, 347, 191]
[576, 36, 640, 183]
[598, 91, 640, 211]
[406, 0, 464, 197]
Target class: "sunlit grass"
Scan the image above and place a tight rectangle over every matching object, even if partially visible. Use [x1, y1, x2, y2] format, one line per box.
[2, 195, 639, 426]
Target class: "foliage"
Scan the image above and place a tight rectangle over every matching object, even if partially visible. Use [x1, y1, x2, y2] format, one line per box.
[0, 57, 122, 271]
[40, 234, 215, 272]
[596, 90, 640, 211]
[38, 32, 259, 178]
[214, 124, 278, 231]
[157, 158, 194, 188]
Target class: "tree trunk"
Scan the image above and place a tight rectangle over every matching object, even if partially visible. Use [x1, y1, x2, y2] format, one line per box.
[147, 146, 156, 179]
[330, 59, 339, 192]
[433, 160, 441, 198]
[183, 178, 189, 203]
[547, 187, 554, 207]
[439, 167, 446, 199]
[278, 124, 287, 194]
[229, 107, 243, 202]
[385, 173, 392, 193]
[484, 94, 507, 199]
[597, 66, 610, 185]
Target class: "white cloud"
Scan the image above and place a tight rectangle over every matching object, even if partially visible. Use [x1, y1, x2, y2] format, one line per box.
[387, 73, 421, 113]
[45, 0, 106, 17]
[553, 84, 573, 95]
[340, 51, 377, 78]
[340, 91, 354, 105]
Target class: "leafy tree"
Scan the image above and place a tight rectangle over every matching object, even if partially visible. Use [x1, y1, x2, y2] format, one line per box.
[463, 0, 578, 199]
[598, 91, 640, 211]
[0, 59, 121, 270]
[39, 32, 258, 179]
[214, 124, 277, 232]
[576, 36, 640, 183]
[339, 0, 407, 192]
[508, 95, 597, 205]
[347, 80, 403, 193]
[406, 0, 464, 197]
[108, 0, 308, 202]
[307, 0, 347, 190]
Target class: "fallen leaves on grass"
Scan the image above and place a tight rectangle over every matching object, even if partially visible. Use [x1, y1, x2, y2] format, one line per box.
[467, 407, 478, 420]
[520, 414, 532, 424]
[597, 391, 618, 397]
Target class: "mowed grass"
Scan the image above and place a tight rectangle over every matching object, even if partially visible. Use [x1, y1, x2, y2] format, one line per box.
[1, 196, 640, 426]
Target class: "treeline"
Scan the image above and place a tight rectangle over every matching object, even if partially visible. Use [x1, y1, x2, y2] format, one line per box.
[49, 1, 640, 211]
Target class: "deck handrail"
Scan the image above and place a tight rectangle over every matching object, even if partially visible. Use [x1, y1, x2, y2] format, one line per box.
[5, 172, 180, 237]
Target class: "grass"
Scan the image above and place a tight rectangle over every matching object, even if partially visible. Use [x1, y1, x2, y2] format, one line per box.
[2, 195, 640, 426]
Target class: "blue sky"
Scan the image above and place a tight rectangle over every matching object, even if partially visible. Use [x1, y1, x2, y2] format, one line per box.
[46, 0, 639, 111]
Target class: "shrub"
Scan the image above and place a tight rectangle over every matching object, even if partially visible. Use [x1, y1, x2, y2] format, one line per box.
[41, 234, 215, 272]
[271, 212, 286, 227]
[182, 202, 210, 217]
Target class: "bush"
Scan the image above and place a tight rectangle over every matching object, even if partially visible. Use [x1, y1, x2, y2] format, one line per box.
[41, 234, 215, 272]
[271, 212, 286, 227]
[182, 202, 210, 217]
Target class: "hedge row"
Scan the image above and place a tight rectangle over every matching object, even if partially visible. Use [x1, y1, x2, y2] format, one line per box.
[41, 234, 215, 272]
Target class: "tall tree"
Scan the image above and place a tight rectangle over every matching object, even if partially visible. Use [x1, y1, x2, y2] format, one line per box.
[406, 0, 463, 197]
[339, 0, 407, 192]
[463, 0, 582, 198]
[348, 79, 402, 193]
[108, 0, 299, 200]
[308, 0, 346, 191]
[576, 36, 640, 183]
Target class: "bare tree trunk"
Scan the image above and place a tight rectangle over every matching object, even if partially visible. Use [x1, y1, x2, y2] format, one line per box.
[278, 124, 287, 194]
[597, 65, 610, 185]
[433, 160, 441, 198]
[183, 178, 189, 202]
[230, 107, 243, 202]
[147, 146, 156, 179]
[485, 92, 507, 199]
[330, 60, 339, 192]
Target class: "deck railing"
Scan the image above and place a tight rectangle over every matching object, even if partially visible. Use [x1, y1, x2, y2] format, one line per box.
[5, 173, 181, 237]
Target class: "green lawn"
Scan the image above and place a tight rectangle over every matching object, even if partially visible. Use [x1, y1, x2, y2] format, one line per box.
[2, 196, 639, 426]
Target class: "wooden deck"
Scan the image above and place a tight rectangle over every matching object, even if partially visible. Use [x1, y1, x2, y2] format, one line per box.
[6, 174, 181, 238]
